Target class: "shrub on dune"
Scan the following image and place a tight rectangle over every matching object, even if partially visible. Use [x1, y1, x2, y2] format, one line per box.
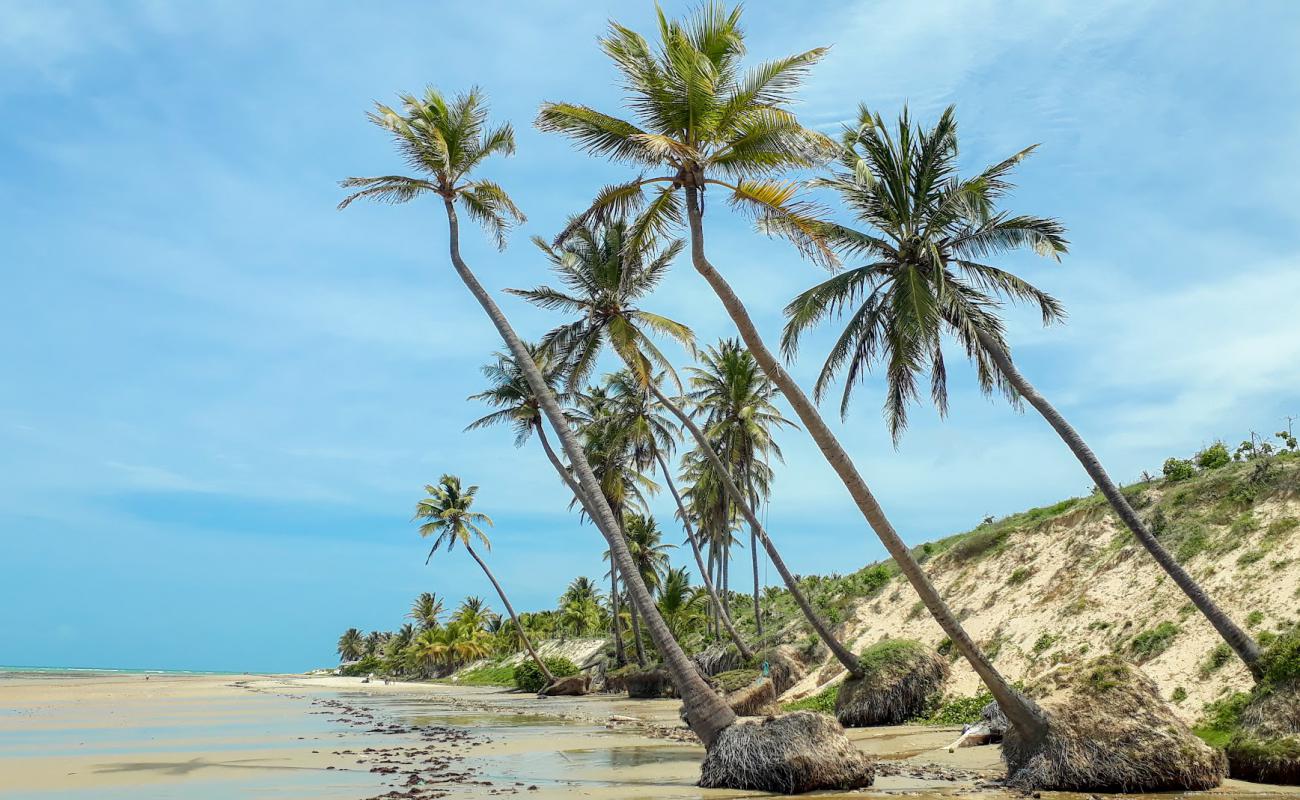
[1224, 626, 1300, 784]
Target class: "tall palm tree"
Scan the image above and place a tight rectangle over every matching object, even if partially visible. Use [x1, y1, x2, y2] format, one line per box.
[604, 369, 752, 658]
[466, 344, 578, 489]
[538, 5, 1047, 743]
[560, 577, 604, 637]
[364, 630, 387, 658]
[341, 87, 737, 746]
[782, 105, 1264, 679]
[689, 338, 791, 638]
[515, 219, 852, 671]
[415, 475, 554, 685]
[658, 566, 708, 639]
[337, 627, 364, 662]
[624, 513, 674, 596]
[408, 592, 445, 631]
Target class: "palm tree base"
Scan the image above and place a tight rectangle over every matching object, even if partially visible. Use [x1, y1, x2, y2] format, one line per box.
[697, 711, 875, 794]
[1225, 677, 1300, 785]
[1002, 656, 1225, 792]
[834, 640, 948, 727]
[538, 674, 591, 697]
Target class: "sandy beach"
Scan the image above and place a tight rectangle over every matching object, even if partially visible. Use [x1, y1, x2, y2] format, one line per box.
[3, 671, 1298, 799]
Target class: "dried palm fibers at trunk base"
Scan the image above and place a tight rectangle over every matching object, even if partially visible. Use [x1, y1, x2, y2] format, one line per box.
[835, 639, 949, 727]
[1002, 656, 1225, 791]
[698, 711, 876, 794]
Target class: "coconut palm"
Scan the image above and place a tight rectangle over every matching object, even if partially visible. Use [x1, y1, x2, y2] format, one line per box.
[451, 595, 496, 632]
[337, 628, 364, 662]
[408, 592, 445, 631]
[658, 566, 708, 639]
[364, 630, 387, 658]
[515, 220, 851, 671]
[688, 338, 791, 638]
[782, 105, 1264, 679]
[559, 577, 604, 637]
[539, 5, 1047, 743]
[415, 475, 554, 685]
[466, 344, 579, 489]
[624, 513, 674, 595]
[342, 87, 736, 748]
[603, 369, 752, 657]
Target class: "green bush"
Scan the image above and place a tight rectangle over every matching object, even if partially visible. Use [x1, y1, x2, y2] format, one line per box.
[1261, 625, 1300, 686]
[1197, 442, 1232, 470]
[1129, 621, 1180, 662]
[919, 690, 995, 725]
[513, 656, 578, 692]
[339, 655, 382, 677]
[1006, 567, 1033, 586]
[1172, 687, 1188, 702]
[1193, 691, 1252, 747]
[947, 527, 1010, 561]
[1163, 457, 1196, 482]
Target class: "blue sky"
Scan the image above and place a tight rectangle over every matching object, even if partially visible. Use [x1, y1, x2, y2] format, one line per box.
[3, 1, 1298, 673]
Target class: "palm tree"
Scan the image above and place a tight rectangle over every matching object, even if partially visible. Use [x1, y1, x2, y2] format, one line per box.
[364, 630, 387, 658]
[337, 628, 364, 662]
[341, 87, 736, 746]
[689, 338, 791, 638]
[538, 5, 1047, 743]
[415, 475, 554, 685]
[658, 566, 708, 639]
[625, 511, 676, 658]
[604, 369, 752, 658]
[408, 592, 445, 631]
[466, 344, 579, 491]
[783, 105, 1264, 679]
[560, 577, 604, 637]
[452, 595, 497, 631]
[514, 219, 851, 670]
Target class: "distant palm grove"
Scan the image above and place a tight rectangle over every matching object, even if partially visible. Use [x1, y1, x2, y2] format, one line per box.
[330, 2, 1300, 794]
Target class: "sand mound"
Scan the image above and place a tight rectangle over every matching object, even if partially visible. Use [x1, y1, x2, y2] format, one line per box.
[623, 666, 672, 699]
[698, 711, 875, 794]
[726, 678, 777, 717]
[1003, 656, 1225, 792]
[834, 639, 948, 727]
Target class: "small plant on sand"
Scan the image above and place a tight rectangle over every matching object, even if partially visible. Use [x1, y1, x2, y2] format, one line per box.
[1007, 567, 1033, 586]
[782, 682, 837, 714]
[1129, 621, 1180, 663]
[1200, 643, 1234, 678]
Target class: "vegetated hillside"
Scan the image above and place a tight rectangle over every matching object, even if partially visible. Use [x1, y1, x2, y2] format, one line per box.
[766, 452, 1300, 721]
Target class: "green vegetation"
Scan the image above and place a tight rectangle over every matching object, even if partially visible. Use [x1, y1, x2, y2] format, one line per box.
[1128, 622, 1180, 662]
[1007, 567, 1033, 586]
[455, 662, 516, 686]
[1193, 691, 1252, 747]
[1163, 457, 1196, 482]
[514, 657, 578, 693]
[1200, 643, 1234, 678]
[917, 689, 996, 725]
[1032, 633, 1060, 654]
[1196, 443, 1232, 470]
[1172, 687, 1188, 703]
[713, 668, 761, 693]
[782, 682, 837, 714]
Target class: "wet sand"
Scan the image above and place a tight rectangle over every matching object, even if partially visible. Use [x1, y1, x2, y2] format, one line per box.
[3, 672, 1298, 799]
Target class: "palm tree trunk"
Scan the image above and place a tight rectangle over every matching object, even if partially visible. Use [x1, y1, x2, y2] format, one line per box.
[609, 560, 626, 666]
[976, 329, 1264, 679]
[655, 451, 753, 659]
[682, 185, 1047, 744]
[441, 198, 735, 746]
[465, 542, 554, 684]
[537, 420, 630, 666]
[648, 380, 863, 676]
[747, 474, 764, 640]
[625, 561, 648, 666]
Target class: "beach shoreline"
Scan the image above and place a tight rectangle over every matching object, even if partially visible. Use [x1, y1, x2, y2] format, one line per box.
[4, 671, 1299, 799]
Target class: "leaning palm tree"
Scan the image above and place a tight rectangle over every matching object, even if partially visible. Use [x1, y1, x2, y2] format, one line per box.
[689, 338, 791, 638]
[603, 369, 752, 658]
[415, 475, 553, 686]
[466, 344, 578, 486]
[337, 628, 364, 662]
[515, 220, 855, 672]
[658, 566, 708, 640]
[408, 592, 445, 631]
[782, 105, 1264, 679]
[342, 85, 782, 762]
[537, 4, 1046, 745]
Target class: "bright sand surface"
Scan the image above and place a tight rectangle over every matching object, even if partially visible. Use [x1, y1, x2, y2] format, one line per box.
[3, 672, 1299, 799]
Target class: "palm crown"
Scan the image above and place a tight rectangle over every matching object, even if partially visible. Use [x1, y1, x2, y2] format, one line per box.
[466, 343, 574, 447]
[782, 105, 1069, 439]
[536, 2, 834, 258]
[511, 219, 691, 392]
[338, 87, 525, 249]
[688, 338, 793, 475]
[415, 474, 494, 561]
